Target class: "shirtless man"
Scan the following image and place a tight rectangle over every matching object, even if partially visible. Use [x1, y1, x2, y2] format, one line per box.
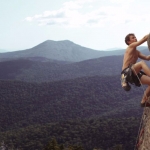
[121, 33, 150, 107]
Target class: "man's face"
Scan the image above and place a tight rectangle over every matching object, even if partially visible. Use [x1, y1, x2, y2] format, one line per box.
[128, 35, 137, 44]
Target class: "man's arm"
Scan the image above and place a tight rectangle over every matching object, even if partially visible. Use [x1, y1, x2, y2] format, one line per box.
[130, 34, 149, 48]
[138, 51, 150, 60]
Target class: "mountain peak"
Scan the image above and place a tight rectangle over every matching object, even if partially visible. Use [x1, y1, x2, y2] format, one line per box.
[33, 40, 75, 49]
[42, 39, 74, 44]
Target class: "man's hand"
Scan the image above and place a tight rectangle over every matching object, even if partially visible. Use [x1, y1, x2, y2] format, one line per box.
[146, 55, 150, 61]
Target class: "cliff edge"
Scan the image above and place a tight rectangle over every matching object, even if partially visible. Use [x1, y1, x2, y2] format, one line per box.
[137, 99, 150, 150]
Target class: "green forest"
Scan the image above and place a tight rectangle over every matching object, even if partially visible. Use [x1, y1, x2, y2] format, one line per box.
[0, 56, 146, 150]
[0, 117, 140, 150]
[0, 76, 143, 130]
[0, 75, 144, 150]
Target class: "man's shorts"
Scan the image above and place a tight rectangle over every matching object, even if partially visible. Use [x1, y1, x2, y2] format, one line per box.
[121, 66, 146, 87]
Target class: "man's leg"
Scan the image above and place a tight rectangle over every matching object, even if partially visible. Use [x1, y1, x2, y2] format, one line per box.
[132, 61, 150, 76]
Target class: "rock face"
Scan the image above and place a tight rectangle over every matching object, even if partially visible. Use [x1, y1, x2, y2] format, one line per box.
[137, 99, 150, 150]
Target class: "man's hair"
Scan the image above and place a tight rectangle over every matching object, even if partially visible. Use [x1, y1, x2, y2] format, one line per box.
[125, 33, 135, 45]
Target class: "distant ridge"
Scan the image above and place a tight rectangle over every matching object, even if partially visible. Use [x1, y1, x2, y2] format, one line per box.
[0, 40, 148, 62]
[0, 40, 106, 62]
[0, 55, 123, 82]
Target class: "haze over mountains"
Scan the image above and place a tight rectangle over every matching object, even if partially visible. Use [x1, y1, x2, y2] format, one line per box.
[0, 49, 10, 53]
[0, 40, 148, 62]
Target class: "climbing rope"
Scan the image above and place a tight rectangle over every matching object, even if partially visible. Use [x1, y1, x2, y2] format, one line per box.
[132, 66, 148, 150]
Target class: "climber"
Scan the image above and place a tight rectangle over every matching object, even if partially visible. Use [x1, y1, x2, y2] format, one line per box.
[121, 33, 150, 107]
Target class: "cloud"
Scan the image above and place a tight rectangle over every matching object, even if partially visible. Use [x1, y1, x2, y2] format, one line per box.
[87, 19, 98, 24]
[25, 0, 98, 27]
[25, 17, 33, 22]
[25, 0, 150, 28]
[110, 0, 134, 4]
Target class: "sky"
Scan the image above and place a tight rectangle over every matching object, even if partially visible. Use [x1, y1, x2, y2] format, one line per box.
[1, 0, 150, 52]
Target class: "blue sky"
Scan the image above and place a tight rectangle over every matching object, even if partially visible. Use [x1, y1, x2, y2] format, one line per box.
[1, 0, 150, 51]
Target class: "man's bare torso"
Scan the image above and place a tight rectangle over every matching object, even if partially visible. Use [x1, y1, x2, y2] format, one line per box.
[122, 46, 139, 70]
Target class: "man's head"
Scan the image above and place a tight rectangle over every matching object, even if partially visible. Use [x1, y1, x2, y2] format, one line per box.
[125, 33, 137, 45]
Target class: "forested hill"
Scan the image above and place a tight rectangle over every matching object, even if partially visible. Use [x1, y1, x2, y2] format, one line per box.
[0, 43, 148, 149]
[1, 51, 150, 82]
[0, 75, 143, 131]
[0, 117, 140, 150]
[0, 55, 124, 82]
